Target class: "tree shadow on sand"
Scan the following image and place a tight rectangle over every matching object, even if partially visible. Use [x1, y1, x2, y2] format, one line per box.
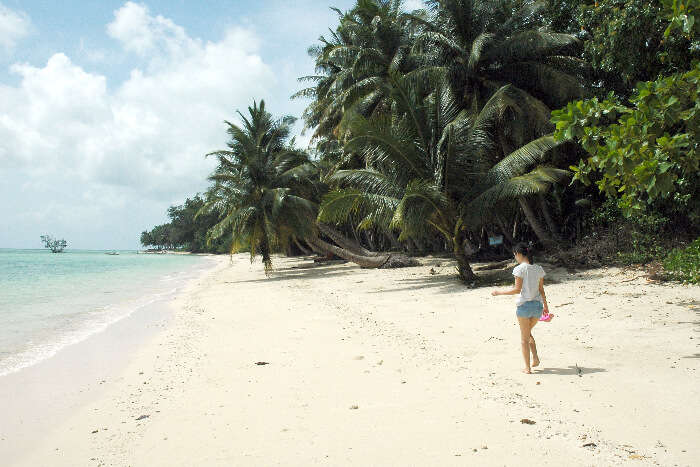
[369, 267, 536, 294]
[534, 366, 607, 376]
[228, 263, 356, 284]
[368, 273, 469, 294]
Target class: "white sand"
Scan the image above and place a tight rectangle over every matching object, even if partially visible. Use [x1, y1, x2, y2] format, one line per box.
[9, 254, 699, 466]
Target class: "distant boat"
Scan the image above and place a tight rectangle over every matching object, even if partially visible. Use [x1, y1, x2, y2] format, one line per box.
[105, 251, 119, 255]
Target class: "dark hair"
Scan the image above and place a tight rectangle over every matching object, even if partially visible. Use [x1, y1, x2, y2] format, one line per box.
[513, 242, 534, 264]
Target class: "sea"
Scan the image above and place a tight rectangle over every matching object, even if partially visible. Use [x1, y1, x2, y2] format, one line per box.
[0, 249, 214, 377]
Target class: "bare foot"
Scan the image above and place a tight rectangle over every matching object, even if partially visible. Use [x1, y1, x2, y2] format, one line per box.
[532, 357, 540, 367]
[522, 368, 532, 374]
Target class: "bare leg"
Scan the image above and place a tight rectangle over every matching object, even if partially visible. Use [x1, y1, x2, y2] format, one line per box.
[517, 317, 533, 373]
[529, 317, 540, 367]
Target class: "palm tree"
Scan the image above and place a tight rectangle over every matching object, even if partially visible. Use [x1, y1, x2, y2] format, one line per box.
[416, 0, 586, 111]
[319, 69, 559, 280]
[319, 61, 573, 280]
[201, 100, 416, 272]
[201, 100, 319, 273]
[294, 0, 429, 139]
[460, 135, 570, 246]
[302, 1, 585, 254]
[404, 0, 586, 246]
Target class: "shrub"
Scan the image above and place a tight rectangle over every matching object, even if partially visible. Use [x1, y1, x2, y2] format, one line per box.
[663, 237, 700, 283]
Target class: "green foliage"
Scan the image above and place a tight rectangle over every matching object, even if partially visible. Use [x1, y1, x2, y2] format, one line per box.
[663, 237, 700, 283]
[540, 0, 586, 34]
[141, 0, 699, 277]
[578, 0, 696, 97]
[663, 0, 700, 39]
[552, 63, 700, 221]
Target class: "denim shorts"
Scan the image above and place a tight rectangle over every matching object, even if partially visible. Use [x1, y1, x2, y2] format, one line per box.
[516, 300, 543, 318]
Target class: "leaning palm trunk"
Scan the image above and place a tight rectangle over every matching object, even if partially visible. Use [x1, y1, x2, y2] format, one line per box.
[293, 237, 312, 256]
[306, 239, 328, 256]
[307, 236, 418, 269]
[308, 237, 390, 268]
[317, 223, 381, 256]
[518, 198, 554, 247]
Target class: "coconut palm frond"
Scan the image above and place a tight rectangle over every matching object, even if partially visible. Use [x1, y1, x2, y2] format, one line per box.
[506, 61, 587, 107]
[467, 32, 494, 72]
[318, 188, 398, 228]
[329, 169, 403, 197]
[462, 166, 570, 225]
[486, 31, 579, 63]
[392, 179, 451, 241]
[486, 135, 562, 184]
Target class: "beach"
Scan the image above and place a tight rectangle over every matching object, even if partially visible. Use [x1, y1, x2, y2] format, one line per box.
[6, 254, 699, 466]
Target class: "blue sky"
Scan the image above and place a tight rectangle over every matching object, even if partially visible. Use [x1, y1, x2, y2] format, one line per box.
[0, 0, 387, 249]
[0, 1, 357, 82]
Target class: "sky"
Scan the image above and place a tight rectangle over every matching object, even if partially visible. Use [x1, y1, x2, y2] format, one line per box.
[0, 1, 424, 250]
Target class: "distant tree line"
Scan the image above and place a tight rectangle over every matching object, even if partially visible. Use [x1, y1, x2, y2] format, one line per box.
[140, 195, 230, 252]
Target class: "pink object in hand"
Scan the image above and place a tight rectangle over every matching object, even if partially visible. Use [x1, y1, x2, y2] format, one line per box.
[539, 312, 553, 322]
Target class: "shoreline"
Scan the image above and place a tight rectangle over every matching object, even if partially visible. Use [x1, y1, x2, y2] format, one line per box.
[7, 254, 700, 466]
[0, 249, 223, 378]
[0, 254, 229, 465]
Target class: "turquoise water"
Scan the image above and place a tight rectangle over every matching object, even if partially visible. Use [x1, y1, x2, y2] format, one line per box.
[0, 249, 213, 376]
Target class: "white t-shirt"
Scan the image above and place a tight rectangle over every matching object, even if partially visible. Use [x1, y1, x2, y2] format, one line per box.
[512, 263, 546, 306]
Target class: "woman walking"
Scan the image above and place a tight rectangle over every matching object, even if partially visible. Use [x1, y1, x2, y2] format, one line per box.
[492, 243, 550, 373]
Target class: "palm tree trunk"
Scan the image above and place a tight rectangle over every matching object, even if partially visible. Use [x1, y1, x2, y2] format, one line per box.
[351, 227, 362, 247]
[412, 237, 425, 253]
[318, 223, 381, 256]
[453, 230, 476, 282]
[518, 198, 553, 247]
[259, 234, 273, 275]
[495, 215, 514, 244]
[308, 237, 390, 268]
[538, 195, 561, 240]
[306, 239, 329, 256]
[363, 231, 377, 252]
[293, 237, 312, 256]
[383, 228, 402, 251]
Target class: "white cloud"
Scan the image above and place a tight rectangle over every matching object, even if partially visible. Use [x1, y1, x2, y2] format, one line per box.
[0, 3, 278, 247]
[0, 3, 30, 51]
[107, 1, 197, 58]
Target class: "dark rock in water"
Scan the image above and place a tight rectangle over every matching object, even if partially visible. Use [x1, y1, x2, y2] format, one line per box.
[582, 442, 597, 448]
[135, 415, 150, 421]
